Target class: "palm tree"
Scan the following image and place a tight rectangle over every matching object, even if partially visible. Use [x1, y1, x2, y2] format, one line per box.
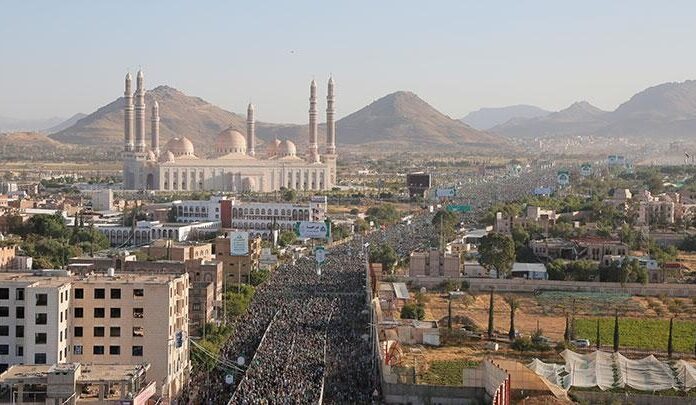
[487, 289, 495, 339]
[504, 295, 519, 341]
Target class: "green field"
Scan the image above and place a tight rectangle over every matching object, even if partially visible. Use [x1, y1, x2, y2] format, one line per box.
[420, 360, 480, 386]
[574, 317, 696, 353]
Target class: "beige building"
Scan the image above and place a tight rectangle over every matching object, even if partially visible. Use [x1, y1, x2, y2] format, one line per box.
[215, 234, 262, 285]
[0, 244, 17, 270]
[69, 273, 189, 399]
[146, 240, 213, 262]
[0, 272, 72, 373]
[409, 250, 461, 278]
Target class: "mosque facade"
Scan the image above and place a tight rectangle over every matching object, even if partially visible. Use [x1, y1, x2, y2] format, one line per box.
[122, 71, 337, 192]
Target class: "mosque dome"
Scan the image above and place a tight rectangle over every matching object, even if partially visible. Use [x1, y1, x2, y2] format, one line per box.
[278, 140, 296, 157]
[266, 139, 282, 157]
[215, 128, 247, 155]
[159, 150, 175, 163]
[166, 137, 195, 157]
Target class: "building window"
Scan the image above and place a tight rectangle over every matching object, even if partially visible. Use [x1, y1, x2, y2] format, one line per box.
[93, 346, 104, 355]
[16, 346, 23, 356]
[74, 326, 83, 337]
[93, 327, 105, 337]
[0, 307, 8, 317]
[35, 313, 47, 325]
[132, 346, 143, 356]
[133, 308, 144, 318]
[15, 288, 24, 301]
[36, 294, 47, 306]
[134, 289, 144, 298]
[110, 327, 120, 337]
[109, 345, 120, 355]
[75, 307, 84, 318]
[132, 326, 144, 337]
[73, 345, 83, 355]
[94, 308, 105, 318]
[94, 288, 105, 299]
[75, 288, 84, 299]
[15, 326, 23, 338]
[0, 345, 8, 355]
[35, 333, 47, 344]
[110, 289, 121, 299]
[0, 288, 8, 300]
[0, 326, 8, 336]
[34, 353, 47, 364]
[110, 308, 121, 318]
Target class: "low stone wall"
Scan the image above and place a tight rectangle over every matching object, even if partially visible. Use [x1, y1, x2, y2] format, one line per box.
[401, 276, 696, 297]
[382, 382, 484, 405]
[573, 391, 696, 405]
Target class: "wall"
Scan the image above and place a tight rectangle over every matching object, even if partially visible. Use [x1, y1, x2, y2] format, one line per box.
[573, 391, 696, 405]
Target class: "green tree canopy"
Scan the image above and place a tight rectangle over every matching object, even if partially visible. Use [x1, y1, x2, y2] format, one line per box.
[478, 233, 515, 278]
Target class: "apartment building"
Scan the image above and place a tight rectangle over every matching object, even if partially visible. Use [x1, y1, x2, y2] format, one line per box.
[215, 234, 262, 285]
[146, 240, 213, 262]
[0, 272, 72, 373]
[409, 250, 461, 278]
[69, 273, 190, 399]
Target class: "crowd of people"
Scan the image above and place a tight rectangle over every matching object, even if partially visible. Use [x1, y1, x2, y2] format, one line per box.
[180, 166, 554, 404]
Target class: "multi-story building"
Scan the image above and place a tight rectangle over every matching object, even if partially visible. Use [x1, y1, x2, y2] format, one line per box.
[494, 206, 558, 235]
[0, 244, 17, 270]
[96, 220, 220, 247]
[221, 196, 327, 240]
[172, 196, 227, 222]
[69, 273, 190, 398]
[145, 240, 213, 262]
[215, 233, 262, 285]
[0, 271, 72, 373]
[409, 250, 461, 278]
[88, 188, 113, 212]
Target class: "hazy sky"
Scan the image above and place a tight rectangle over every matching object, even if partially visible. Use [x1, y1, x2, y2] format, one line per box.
[2, 1, 696, 123]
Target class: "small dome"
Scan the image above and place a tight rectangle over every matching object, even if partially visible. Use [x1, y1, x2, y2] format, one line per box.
[159, 150, 175, 162]
[215, 128, 247, 155]
[278, 140, 296, 157]
[242, 177, 256, 192]
[267, 138, 282, 157]
[166, 137, 195, 157]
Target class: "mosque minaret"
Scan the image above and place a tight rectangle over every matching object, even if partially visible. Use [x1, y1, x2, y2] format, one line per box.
[123, 73, 134, 152]
[122, 71, 337, 192]
[246, 103, 256, 157]
[151, 101, 160, 158]
[308, 79, 319, 163]
[134, 69, 147, 153]
[326, 76, 336, 155]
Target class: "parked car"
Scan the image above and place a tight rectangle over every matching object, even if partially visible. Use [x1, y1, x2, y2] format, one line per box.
[572, 339, 590, 348]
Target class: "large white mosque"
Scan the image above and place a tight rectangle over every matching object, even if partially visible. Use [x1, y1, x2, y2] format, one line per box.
[122, 71, 337, 192]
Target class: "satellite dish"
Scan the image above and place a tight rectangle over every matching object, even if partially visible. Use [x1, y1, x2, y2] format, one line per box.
[237, 356, 245, 366]
[225, 374, 234, 385]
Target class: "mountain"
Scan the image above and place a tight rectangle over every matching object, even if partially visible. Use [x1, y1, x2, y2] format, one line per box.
[460, 105, 550, 130]
[52, 87, 502, 151]
[336, 91, 501, 147]
[491, 80, 696, 139]
[491, 101, 609, 138]
[45, 113, 87, 134]
[0, 116, 66, 133]
[51, 86, 248, 148]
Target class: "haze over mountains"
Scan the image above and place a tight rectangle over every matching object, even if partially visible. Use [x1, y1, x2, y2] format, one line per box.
[50, 87, 502, 150]
[0, 115, 68, 133]
[492, 80, 696, 139]
[461, 105, 550, 130]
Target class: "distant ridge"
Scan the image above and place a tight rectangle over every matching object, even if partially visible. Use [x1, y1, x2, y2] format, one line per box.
[461, 105, 550, 130]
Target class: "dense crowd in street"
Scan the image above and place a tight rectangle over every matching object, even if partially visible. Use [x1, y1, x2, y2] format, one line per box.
[180, 167, 553, 404]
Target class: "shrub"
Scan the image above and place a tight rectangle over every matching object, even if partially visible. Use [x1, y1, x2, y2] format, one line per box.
[511, 337, 533, 351]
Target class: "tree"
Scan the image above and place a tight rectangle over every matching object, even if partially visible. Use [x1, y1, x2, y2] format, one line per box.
[281, 189, 297, 202]
[447, 298, 453, 330]
[547, 259, 566, 280]
[596, 319, 601, 350]
[248, 268, 270, 286]
[401, 302, 425, 320]
[366, 204, 400, 226]
[278, 230, 296, 247]
[566, 260, 598, 282]
[505, 295, 519, 341]
[487, 290, 495, 339]
[564, 315, 571, 343]
[613, 312, 620, 352]
[668, 317, 674, 358]
[478, 233, 515, 278]
[369, 243, 398, 274]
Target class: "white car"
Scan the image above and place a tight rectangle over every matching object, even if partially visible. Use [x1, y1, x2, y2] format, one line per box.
[572, 339, 590, 348]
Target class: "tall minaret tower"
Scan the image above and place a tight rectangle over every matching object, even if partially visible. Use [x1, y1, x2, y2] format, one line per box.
[151, 101, 160, 157]
[124, 73, 134, 152]
[326, 76, 336, 155]
[134, 69, 146, 153]
[247, 103, 256, 157]
[308, 79, 319, 162]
